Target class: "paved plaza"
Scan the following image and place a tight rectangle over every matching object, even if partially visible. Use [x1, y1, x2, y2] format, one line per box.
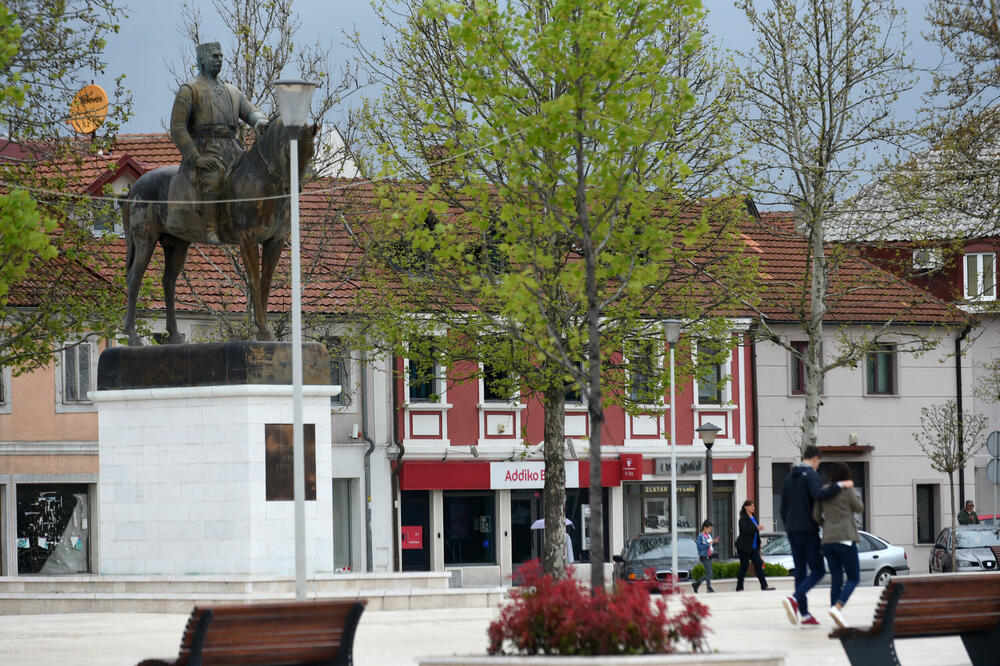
[0, 583, 971, 665]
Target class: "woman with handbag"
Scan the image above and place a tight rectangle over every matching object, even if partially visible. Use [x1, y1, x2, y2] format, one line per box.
[735, 499, 776, 591]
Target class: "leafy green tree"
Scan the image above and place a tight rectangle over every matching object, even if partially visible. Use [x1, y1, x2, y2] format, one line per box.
[0, 1, 127, 372]
[354, 0, 757, 586]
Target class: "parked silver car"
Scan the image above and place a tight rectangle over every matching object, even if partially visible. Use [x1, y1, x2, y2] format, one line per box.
[928, 525, 1000, 573]
[760, 530, 909, 586]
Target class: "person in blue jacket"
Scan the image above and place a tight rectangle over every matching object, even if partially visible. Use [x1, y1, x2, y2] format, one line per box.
[779, 445, 853, 627]
[691, 520, 720, 593]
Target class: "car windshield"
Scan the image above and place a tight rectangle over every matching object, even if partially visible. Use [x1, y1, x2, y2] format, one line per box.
[956, 529, 1000, 548]
[761, 536, 790, 556]
[630, 536, 698, 560]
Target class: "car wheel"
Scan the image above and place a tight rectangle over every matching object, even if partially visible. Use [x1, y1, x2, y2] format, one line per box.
[875, 568, 894, 586]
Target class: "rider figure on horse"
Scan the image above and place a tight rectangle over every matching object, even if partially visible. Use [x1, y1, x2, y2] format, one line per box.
[168, 41, 267, 244]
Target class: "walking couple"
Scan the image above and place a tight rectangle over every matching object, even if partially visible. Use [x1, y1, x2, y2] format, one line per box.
[780, 446, 863, 628]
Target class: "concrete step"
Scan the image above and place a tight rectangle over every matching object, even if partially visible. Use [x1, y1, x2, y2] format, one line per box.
[0, 586, 506, 615]
[0, 571, 452, 595]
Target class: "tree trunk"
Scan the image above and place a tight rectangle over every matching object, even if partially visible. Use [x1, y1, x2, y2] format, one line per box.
[542, 387, 568, 578]
[801, 210, 827, 452]
[575, 83, 605, 593]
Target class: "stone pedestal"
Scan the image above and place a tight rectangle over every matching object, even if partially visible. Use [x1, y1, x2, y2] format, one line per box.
[93, 342, 339, 576]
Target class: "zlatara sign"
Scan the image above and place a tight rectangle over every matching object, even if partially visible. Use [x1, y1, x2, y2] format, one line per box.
[490, 461, 581, 489]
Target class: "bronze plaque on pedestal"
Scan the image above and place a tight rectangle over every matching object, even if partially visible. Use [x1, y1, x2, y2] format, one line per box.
[265, 423, 317, 501]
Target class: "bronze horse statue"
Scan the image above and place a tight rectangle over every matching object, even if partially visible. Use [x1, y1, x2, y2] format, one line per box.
[122, 117, 318, 345]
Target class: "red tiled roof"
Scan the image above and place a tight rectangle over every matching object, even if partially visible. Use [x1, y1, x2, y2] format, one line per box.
[4, 131, 969, 328]
[744, 212, 966, 325]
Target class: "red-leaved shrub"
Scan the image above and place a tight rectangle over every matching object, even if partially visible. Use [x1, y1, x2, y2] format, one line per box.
[488, 560, 710, 656]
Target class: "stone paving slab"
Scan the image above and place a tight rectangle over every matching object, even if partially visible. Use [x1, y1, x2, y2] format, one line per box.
[0, 583, 973, 665]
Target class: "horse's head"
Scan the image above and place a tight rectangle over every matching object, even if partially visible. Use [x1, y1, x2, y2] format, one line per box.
[253, 116, 319, 185]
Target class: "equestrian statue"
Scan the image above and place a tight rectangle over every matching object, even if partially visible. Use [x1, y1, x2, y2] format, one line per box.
[122, 41, 318, 345]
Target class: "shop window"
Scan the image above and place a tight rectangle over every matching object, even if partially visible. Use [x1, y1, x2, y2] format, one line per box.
[866, 344, 896, 395]
[964, 252, 996, 301]
[17, 484, 91, 574]
[443, 491, 496, 565]
[332, 478, 353, 571]
[916, 483, 938, 544]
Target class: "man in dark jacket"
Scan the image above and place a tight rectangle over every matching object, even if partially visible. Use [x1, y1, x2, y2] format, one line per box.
[779, 445, 853, 627]
[958, 500, 979, 525]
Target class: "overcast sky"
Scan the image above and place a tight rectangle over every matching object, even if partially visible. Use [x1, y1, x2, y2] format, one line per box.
[103, 0, 937, 135]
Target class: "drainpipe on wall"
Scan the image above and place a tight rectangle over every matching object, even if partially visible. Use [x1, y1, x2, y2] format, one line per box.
[749, 326, 761, 512]
[390, 358, 404, 571]
[956, 324, 972, 506]
[361, 346, 376, 572]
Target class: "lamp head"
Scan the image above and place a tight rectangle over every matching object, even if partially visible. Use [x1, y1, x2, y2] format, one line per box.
[271, 78, 318, 129]
[664, 319, 682, 347]
[695, 422, 721, 448]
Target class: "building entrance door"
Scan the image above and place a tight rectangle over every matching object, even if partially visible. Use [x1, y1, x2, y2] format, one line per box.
[401, 490, 431, 571]
[511, 490, 542, 564]
[711, 481, 734, 559]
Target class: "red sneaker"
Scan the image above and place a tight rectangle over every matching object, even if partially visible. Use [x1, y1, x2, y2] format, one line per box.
[801, 614, 820, 627]
[782, 595, 799, 626]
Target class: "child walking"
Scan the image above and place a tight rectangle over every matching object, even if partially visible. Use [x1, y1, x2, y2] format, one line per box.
[692, 520, 720, 593]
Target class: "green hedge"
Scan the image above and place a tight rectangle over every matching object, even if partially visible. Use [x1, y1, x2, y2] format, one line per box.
[689, 560, 789, 580]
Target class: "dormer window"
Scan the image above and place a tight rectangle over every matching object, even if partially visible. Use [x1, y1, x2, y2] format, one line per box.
[964, 252, 996, 301]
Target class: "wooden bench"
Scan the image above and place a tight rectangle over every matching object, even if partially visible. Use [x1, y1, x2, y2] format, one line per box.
[830, 573, 1000, 666]
[137, 599, 366, 666]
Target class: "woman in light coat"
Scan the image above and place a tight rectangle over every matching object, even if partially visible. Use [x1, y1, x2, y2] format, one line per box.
[813, 462, 864, 628]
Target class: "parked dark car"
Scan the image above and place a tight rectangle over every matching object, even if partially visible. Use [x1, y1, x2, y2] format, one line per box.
[928, 525, 1000, 573]
[612, 533, 700, 590]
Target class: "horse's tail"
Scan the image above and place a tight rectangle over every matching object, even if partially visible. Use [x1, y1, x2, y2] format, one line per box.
[122, 196, 135, 275]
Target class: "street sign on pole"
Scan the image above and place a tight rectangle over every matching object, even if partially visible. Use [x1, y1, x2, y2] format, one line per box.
[988, 459, 1000, 485]
[987, 431, 1000, 458]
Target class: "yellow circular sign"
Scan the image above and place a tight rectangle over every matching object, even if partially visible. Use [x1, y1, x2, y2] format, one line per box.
[69, 84, 109, 134]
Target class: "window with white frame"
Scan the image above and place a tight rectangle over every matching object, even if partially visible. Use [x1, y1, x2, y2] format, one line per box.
[407, 337, 441, 402]
[789, 340, 824, 396]
[0, 365, 11, 414]
[964, 252, 996, 301]
[865, 343, 896, 395]
[627, 338, 662, 405]
[565, 361, 585, 405]
[327, 337, 351, 406]
[57, 340, 97, 410]
[916, 483, 938, 544]
[696, 342, 725, 405]
[482, 357, 515, 403]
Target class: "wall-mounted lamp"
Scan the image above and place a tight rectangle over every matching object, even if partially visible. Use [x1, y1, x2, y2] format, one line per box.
[470, 444, 480, 458]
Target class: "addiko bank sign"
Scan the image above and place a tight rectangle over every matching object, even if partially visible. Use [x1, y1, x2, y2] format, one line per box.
[399, 459, 618, 490]
[489, 461, 581, 489]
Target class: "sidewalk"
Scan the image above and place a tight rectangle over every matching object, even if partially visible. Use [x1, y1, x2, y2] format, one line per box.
[0, 584, 972, 665]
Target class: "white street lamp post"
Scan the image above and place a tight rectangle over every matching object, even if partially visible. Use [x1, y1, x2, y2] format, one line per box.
[664, 319, 681, 591]
[271, 78, 317, 601]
